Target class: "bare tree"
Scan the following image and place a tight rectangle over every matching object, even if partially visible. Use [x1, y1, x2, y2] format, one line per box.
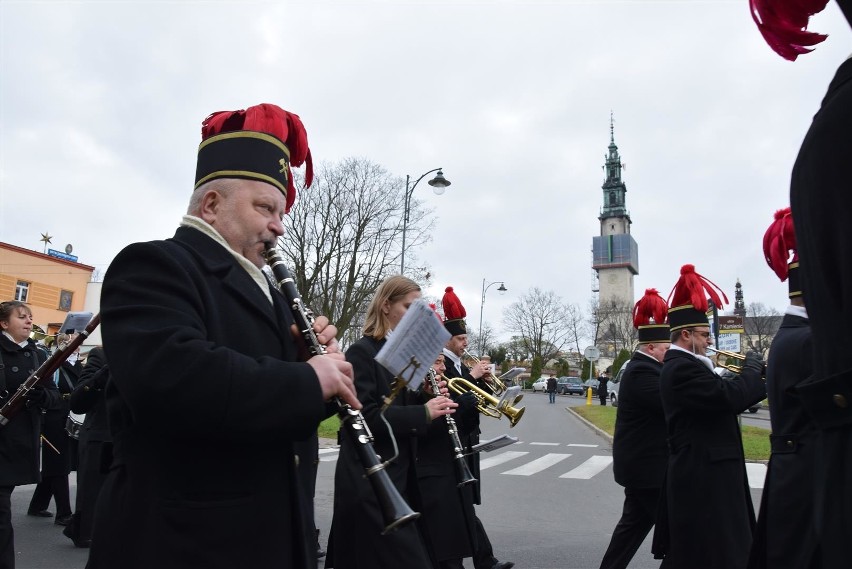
[468, 322, 498, 357]
[563, 302, 587, 358]
[502, 288, 574, 363]
[588, 297, 636, 357]
[744, 302, 782, 354]
[276, 157, 435, 346]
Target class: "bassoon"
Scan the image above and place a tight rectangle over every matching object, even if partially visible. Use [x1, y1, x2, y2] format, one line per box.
[0, 313, 100, 426]
[262, 244, 419, 534]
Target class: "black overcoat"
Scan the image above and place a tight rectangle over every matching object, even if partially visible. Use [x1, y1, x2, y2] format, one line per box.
[748, 313, 817, 569]
[790, 55, 852, 569]
[652, 348, 765, 569]
[0, 337, 57, 486]
[66, 346, 111, 544]
[86, 226, 325, 569]
[415, 398, 477, 563]
[444, 356, 484, 504]
[612, 351, 667, 489]
[325, 335, 432, 569]
[40, 359, 79, 476]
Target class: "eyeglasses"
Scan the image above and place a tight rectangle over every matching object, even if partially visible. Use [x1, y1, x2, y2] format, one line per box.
[689, 330, 711, 339]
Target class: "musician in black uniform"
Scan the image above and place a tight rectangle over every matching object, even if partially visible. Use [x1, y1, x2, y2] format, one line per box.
[600, 289, 670, 569]
[326, 275, 457, 569]
[63, 346, 111, 548]
[86, 104, 358, 569]
[416, 353, 477, 569]
[441, 286, 514, 569]
[747, 208, 817, 568]
[0, 300, 60, 569]
[750, 3, 852, 567]
[651, 265, 765, 569]
[27, 333, 80, 526]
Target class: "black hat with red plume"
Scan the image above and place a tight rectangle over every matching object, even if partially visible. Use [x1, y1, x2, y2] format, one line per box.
[763, 207, 801, 299]
[442, 286, 467, 336]
[634, 289, 671, 344]
[667, 265, 729, 332]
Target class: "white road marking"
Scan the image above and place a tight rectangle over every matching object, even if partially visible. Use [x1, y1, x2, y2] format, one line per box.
[746, 462, 767, 489]
[479, 450, 529, 470]
[502, 453, 572, 476]
[528, 442, 560, 446]
[559, 455, 613, 479]
[566, 443, 598, 448]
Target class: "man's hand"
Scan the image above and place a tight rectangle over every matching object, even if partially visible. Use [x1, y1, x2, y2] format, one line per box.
[24, 386, 49, 409]
[741, 351, 766, 381]
[468, 360, 491, 380]
[425, 395, 458, 420]
[290, 315, 341, 360]
[307, 355, 360, 410]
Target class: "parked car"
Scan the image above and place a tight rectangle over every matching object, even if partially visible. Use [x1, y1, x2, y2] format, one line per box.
[557, 376, 584, 395]
[582, 378, 599, 396]
[531, 376, 548, 392]
[608, 362, 628, 406]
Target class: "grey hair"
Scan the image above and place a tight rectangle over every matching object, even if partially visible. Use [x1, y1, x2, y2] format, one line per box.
[187, 179, 242, 215]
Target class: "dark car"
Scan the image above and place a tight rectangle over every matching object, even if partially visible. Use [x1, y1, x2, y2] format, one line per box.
[557, 376, 584, 395]
[582, 378, 599, 396]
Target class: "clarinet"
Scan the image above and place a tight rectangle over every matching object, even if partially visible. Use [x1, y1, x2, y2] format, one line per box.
[262, 245, 419, 534]
[426, 368, 477, 487]
[0, 313, 100, 426]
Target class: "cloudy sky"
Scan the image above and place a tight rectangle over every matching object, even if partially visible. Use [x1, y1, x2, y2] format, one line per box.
[1, 0, 849, 346]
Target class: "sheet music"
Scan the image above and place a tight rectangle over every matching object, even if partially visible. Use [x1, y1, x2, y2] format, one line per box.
[470, 434, 519, 454]
[375, 298, 451, 391]
[499, 367, 525, 381]
[58, 312, 94, 334]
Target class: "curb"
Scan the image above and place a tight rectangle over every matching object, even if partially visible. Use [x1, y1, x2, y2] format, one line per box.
[566, 407, 613, 444]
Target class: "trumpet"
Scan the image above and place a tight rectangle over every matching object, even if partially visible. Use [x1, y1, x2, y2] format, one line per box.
[706, 347, 765, 379]
[442, 374, 525, 427]
[462, 349, 520, 402]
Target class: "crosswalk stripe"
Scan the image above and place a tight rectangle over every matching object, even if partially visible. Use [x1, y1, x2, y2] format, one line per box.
[559, 455, 613, 479]
[567, 443, 598, 448]
[528, 442, 560, 446]
[746, 463, 767, 489]
[479, 451, 529, 470]
[502, 453, 572, 476]
[318, 448, 339, 454]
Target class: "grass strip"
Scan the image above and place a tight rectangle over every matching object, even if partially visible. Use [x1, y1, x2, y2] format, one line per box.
[572, 405, 771, 461]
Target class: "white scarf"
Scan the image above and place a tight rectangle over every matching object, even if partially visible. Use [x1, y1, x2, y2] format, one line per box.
[669, 343, 715, 371]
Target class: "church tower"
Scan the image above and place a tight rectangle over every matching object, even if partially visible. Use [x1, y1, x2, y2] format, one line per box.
[592, 117, 639, 308]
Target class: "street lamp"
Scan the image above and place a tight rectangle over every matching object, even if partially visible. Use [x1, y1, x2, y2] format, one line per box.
[400, 168, 451, 274]
[478, 279, 507, 355]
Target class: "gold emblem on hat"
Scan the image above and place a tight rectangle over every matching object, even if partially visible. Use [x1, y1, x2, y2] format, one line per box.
[279, 158, 289, 181]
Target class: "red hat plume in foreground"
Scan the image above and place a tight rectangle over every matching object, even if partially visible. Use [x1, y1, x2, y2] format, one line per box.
[633, 289, 669, 328]
[750, 0, 829, 61]
[668, 264, 728, 313]
[442, 287, 466, 320]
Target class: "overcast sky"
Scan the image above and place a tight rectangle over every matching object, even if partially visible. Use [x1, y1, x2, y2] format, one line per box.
[1, 0, 849, 347]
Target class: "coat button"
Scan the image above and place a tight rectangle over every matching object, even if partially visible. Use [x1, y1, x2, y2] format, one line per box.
[786, 440, 794, 447]
[11, 366, 19, 373]
[833, 394, 848, 409]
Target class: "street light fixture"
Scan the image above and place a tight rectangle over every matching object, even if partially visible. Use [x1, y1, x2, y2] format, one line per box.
[400, 168, 451, 274]
[479, 279, 507, 355]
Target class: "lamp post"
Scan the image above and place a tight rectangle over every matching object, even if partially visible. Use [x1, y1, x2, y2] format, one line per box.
[478, 279, 507, 356]
[400, 168, 451, 274]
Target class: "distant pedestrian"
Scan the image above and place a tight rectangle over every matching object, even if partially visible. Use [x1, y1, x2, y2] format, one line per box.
[546, 374, 557, 403]
[597, 371, 609, 406]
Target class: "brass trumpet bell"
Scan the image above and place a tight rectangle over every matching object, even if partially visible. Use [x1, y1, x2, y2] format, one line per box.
[462, 349, 509, 397]
[443, 375, 525, 427]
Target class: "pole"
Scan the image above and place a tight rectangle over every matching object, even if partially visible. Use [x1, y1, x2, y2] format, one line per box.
[400, 174, 411, 274]
[478, 278, 486, 355]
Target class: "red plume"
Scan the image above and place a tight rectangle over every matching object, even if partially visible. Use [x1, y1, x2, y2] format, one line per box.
[750, 0, 829, 61]
[633, 288, 669, 328]
[441, 286, 466, 320]
[667, 264, 728, 312]
[762, 207, 797, 281]
[428, 303, 445, 324]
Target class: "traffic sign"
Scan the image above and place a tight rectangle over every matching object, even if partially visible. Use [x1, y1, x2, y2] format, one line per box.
[583, 346, 600, 361]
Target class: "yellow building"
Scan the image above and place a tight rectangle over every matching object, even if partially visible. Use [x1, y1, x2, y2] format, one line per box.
[0, 241, 95, 334]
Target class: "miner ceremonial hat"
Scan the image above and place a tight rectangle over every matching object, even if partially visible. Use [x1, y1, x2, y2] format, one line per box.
[749, 0, 830, 60]
[194, 103, 313, 213]
[667, 264, 728, 332]
[763, 207, 801, 298]
[633, 289, 671, 344]
[442, 286, 467, 336]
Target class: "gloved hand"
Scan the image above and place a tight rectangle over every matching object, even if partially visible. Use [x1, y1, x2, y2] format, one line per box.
[24, 386, 49, 409]
[741, 351, 766, 381]
[455, 392, 477, 414]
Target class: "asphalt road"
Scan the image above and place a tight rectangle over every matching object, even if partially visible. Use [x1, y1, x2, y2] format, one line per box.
[9, 390, 767, 569]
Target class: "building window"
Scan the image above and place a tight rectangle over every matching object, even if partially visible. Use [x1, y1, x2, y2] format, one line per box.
[59, 290, 73, 312]
[15, 281, 29, 302]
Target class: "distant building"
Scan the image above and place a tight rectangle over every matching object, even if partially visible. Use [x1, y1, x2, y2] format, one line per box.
[0, 241, 95, 338]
